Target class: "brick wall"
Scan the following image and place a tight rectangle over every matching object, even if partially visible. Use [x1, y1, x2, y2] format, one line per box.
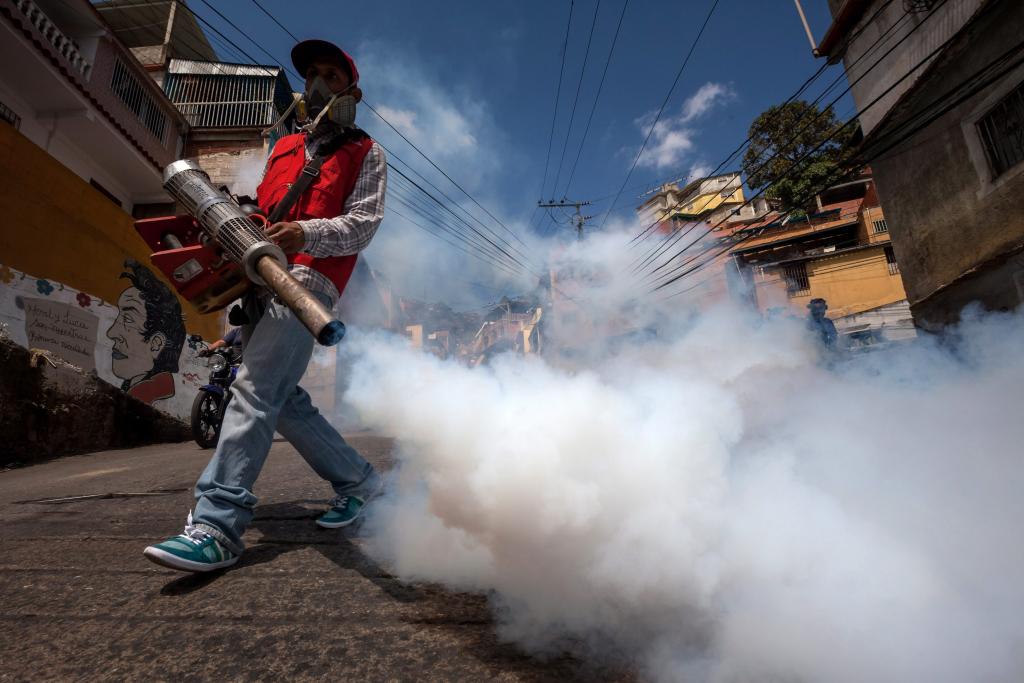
[186, 133, 269, 197]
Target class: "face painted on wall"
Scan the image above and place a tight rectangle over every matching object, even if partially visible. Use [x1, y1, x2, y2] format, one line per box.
[106, 287, 165, 384]
[105, 259, 185, 403]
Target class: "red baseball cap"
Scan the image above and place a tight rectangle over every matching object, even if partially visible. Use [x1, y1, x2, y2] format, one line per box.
[291, 39, 359, 85]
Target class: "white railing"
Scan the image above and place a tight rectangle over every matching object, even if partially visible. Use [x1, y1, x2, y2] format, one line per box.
[110, 57, 168, 143]
[14, 0, 91, 78]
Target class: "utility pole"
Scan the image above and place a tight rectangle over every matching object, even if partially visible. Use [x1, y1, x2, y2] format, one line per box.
[537, 199, 593, 240]
[792, 0, 818, 54]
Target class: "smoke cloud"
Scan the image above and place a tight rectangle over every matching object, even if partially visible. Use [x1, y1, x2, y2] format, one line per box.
[337, 226, 1024, 682]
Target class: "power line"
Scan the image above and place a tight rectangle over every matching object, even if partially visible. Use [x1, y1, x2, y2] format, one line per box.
[180, 1, 536, 279]
[374, 136, 543, 271]
[194, 0, 302, 81]
[633, 0, 947, 287]
[626, 0, 902, 254]
[654, 33, 1024, 299]
[249, 0, 300, 42]
[386, 175, 533, 276]
[386, 206, 523, 279]
[387, 164, 534, 274]
[187, 0, 537, 271]
[597, 0, 722, 230]
[387, 175, 522, 269]
[360, 100, 533, 251]
[551, 0, 602, 197]
[561, 0, 629, 198]
[540, 0, 575, 202]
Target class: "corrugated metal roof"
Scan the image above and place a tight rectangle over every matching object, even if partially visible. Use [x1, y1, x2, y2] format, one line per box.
[163, 59, 293, 129]
[167, 59, 283, 78]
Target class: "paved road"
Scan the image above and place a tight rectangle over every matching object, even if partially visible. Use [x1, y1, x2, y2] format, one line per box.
[0, 438, 631, 682]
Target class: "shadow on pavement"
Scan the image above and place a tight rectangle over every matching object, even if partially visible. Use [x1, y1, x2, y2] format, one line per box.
[159, 501, 422, 603]
[158, 500, 633, 682]
[160, 569, 227, 596]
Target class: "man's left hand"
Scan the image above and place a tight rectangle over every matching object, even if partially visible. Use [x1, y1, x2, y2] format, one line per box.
[265, 221, 305, 254]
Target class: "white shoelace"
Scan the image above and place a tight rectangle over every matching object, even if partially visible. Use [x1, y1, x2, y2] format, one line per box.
[328, 496, 351, 510]
[182, 511, 211, 545]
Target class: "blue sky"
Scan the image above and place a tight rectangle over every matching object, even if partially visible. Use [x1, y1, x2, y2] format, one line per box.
[188, 0, 845, 305]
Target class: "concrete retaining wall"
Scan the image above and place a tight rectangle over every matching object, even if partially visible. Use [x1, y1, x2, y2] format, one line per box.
[0, 338, 188, 467]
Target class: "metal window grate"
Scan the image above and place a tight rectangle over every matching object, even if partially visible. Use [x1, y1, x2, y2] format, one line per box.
[885, 246, 900, 275]
[977, 79, 1024, 179]
[784, 263, 810, 296]
[872, 218, 889, 233]
[110, 58, 167, 142]
[0, 100, 20, 129]
[164, 73, 277, 128]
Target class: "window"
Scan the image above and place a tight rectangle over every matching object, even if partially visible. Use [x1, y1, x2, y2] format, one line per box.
[885, 246, 899, 275]
[976, 79, 1024, 179]
[110, 58, 167, 142]
[784, 263, 810, 296]
[0, 100, 20, 129]
[872, 218, 889, 233]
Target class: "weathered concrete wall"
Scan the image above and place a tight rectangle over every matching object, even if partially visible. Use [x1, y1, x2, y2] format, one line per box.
[868, 0, 1024, 327]
[840, 0, 985, 136]
[0, 339, 188, 467]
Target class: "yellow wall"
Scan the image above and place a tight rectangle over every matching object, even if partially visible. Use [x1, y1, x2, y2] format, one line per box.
[754, 245, 907, 318]
[0, 124, 221, 339]
[0, 123, 224, 420]
[678, 187, 745, 218]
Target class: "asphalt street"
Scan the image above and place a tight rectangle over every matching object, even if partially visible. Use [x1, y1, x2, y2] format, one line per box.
[0, 437, 632, 682]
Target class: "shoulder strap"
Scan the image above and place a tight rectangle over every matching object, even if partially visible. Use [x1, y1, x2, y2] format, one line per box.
[266, 129, 368, 224]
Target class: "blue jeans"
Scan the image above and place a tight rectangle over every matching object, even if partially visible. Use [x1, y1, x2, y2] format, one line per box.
[192, 292, 379, 555]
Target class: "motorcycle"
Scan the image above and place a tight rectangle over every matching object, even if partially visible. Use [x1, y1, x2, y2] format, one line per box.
[189, 335, 241, 449]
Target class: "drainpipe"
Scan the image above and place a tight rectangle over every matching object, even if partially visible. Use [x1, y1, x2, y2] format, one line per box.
[793, 0, 818, 53]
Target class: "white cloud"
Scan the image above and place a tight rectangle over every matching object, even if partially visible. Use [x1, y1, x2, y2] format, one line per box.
[635, 82, 734, 171]
[680, 82, 732, 123]
[349, 42, 535, 306]
[357, 43, 488, 165]
[374, 105, 419, 138]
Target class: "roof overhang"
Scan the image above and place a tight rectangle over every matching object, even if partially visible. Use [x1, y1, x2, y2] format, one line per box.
[816, 0, 873, 61]
[733, 220, 857, 255]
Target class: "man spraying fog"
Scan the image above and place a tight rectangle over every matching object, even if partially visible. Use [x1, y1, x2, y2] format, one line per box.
[144, 39, 388, 573]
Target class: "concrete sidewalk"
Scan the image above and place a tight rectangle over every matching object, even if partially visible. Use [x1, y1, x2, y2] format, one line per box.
[0, 438, 630, 681]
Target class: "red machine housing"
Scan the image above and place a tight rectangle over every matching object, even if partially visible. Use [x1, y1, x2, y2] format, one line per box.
[134, 215, 252, 314]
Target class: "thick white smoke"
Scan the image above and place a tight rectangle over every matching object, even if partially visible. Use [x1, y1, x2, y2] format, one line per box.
[340, 227, 1024, 682]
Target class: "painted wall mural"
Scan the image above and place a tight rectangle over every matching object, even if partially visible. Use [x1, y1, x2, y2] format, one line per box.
[107, 259, 186, 403]
[1, 262, 210, 419]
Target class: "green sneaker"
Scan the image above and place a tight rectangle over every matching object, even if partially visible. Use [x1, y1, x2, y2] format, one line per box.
[316, 495, 369, 529]
[143, 513, 239, 572]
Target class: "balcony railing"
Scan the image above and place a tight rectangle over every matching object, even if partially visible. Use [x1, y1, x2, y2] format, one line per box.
[13, 0, 91, 78]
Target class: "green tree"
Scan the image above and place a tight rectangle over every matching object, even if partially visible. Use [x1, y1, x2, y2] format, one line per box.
[742, 100, 855, 213]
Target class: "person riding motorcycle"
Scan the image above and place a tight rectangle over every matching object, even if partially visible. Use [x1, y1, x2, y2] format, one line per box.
[198, 327, 243, 362]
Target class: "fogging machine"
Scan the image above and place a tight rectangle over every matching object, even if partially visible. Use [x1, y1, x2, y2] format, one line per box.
[133, 160, 345, 346]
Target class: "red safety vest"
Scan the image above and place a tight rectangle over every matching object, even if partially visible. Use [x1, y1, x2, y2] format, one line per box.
[256, 132, 374, 296]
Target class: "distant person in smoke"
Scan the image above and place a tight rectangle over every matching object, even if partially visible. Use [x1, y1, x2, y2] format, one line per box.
[806, 298, 838, 348]
[144, 39, 387, 573]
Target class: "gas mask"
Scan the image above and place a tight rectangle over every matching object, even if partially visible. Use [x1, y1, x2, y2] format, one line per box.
[301, 77, 357, 130]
